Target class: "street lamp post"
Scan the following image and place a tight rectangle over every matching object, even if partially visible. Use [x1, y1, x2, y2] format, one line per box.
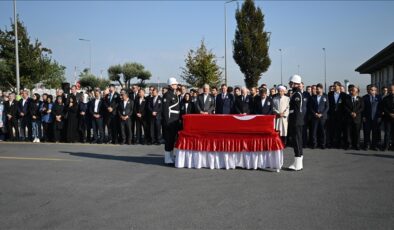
[79, 38, 92, 73]
[13, 0, 20, 92]
[224, 0, 236, 85]
[279, 48, 283, 85]
[323, 48, 327, 93]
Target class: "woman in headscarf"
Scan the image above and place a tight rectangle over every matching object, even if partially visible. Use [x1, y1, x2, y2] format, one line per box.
[52, 96, 65, 143]
[41, 95, 53, 142]
[273, 85, 290, 145]
[65, 94, 79, 143]
[78, 93, 89, 143]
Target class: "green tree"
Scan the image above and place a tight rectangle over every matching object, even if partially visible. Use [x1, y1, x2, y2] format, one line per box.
[39, 58, 66, 89]
[233, 0, 271, 88]
[181, 40, 222, 88]
[0, 18, 66, 91]
[79, 69, 109, 90]
[107, 62, 152, 89]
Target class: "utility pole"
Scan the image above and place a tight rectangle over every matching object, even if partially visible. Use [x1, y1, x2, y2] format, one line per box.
[14, 0, 20, 92]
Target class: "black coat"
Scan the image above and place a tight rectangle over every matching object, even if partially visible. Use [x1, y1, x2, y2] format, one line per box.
[344, 96, 364, 124]
[66, 101, 79, 142]
[30, 101, 42, 121]
[362, 94, 381, 121]
[195, 94, 215, 114]
[162, 89, 180, 124]
[147, 96, 162, 119]
[180, 102, 194, 116]
[328, 91, 347, 121]
[215, 93, 234, 114]
[104, 92, 120, 117]
[4, 100, 19, 120]
[309, 94, 330, 120]
[253, 97, 273, 115]
[234, 95, 253, 114]
[134, 97, 147, 118]
[89, 98, 105, 118]
[118, 99, 134, 117]
[289, 89, 304, 126]
[382, 94, 394, 121]
[18, 98, 31, 118]
[52, 103, 65, 129]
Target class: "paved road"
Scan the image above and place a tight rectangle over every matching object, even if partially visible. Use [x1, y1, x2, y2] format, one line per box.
[0, 142, 393, 230]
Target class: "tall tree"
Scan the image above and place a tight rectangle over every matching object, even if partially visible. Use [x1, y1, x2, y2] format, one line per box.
[233, 0, 271, 88]
[0, 18, 65, 91]
[107, 62, 151, 89]
[181, 40, 222, 88]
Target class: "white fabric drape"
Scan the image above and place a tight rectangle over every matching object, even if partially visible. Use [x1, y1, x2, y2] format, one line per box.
[175, 150, 283, 171]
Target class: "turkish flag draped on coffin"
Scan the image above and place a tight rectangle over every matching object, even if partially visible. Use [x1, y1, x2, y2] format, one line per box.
[176, 115, 284, 152]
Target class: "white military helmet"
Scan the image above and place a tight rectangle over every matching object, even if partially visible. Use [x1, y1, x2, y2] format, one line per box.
[289, 74, 302, 84]
[167, 77, 179, 86]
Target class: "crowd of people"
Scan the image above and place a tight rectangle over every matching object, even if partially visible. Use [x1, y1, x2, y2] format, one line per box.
[0, 80, 393, 152]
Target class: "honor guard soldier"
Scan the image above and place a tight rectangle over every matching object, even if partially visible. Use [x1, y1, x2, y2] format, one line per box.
[288, 74, 304, 171]
[162, 77, 181, 164]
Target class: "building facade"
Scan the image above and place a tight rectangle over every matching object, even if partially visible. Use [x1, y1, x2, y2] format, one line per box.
[356, 42, 394, 90]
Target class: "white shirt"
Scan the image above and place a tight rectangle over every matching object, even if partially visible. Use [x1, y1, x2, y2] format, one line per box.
[203, 94, 208, 103]
[317, 95, 322, 104]
[334, 92, 340, 104]
[153, 96, 158, 104]
[261, 98, 266, 107]
[22, 99, 27, 107]
[94, 99, 100, 113]
[139, 98, 143, 105]
[123, 100, 128, 109]
[185, 103, 189, 113]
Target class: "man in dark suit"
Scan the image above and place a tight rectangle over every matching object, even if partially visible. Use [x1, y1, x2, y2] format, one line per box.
[129, 84, 139, 144]
[211, 86, 218, 113]
[195, 84, 215, 114]
[89, 89, 105, 144]
[327, 81, 348, 148]
[104, 84, 120, 144]
[4, 93, 19, 141]
[344, 86, 364, 150]
[301, 82, 312, 147]
[18, 90, 31, 141]
[215, 84, 234, 114]
[362, 84, 381, 150]
[134, 89, 148, 144]
[118, 90, 134, 145]
[148, 87, 162, 145]
[309, 83, 329, 149]
[234, 87, 252, 115]
[253, 88, 273, 115]
[382, 84, 394, 151]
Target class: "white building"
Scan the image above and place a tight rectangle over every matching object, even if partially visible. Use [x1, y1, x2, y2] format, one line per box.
[356, 42, 394, 90]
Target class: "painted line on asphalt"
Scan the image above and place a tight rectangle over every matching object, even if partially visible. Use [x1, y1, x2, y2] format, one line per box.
[0, 156, 80, 162]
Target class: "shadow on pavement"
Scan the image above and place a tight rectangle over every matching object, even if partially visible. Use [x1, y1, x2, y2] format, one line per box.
[60, 151, 168, 166]
[345, 152, 394, 159]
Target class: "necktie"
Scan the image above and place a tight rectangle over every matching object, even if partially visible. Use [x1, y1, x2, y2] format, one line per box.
[371, 96, 377, 118]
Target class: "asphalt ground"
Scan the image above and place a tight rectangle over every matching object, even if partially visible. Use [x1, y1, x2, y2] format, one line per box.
[0, 142, 393, 230]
